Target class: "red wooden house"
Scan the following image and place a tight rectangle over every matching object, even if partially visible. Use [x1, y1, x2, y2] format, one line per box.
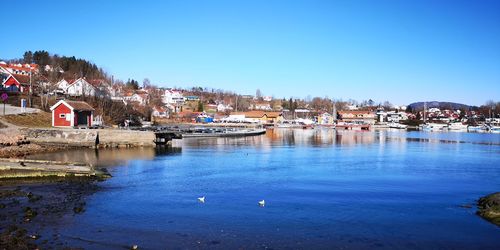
[50, 100, 95, 128]
[1, 74, 30, 93]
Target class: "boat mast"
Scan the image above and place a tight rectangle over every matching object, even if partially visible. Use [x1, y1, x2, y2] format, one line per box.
[423, 102, 427, 123]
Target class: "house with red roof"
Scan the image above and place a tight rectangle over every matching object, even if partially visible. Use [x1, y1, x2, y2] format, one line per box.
[1, 74, 31, 93]
[0, 62, 38, 76]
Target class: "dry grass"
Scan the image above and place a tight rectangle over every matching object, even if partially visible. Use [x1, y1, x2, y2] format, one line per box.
[2, 112, 52, 128]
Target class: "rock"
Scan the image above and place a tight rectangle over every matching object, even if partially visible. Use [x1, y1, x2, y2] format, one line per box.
[477, 192, 500, 226]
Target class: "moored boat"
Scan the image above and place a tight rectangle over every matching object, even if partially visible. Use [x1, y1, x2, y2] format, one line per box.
[388, 122, 408, 129]
[448, 122, 468, 131]
[421, 123, 448, 131]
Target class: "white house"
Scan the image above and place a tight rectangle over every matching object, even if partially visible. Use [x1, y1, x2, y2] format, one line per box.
[251, 102, 272, 111]
[162, 89, 184, 112]
[65, 78, 96, 97]
[152, 106, 169, 118]
[217, 103, 233, 112]
[124, 91, 149, 106]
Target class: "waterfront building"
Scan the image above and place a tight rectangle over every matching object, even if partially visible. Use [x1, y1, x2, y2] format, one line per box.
[338, 111, 376, 125]
[230, 111, 283, 124]
[50, 100, 95, 128]
[317, 112, 334, 124]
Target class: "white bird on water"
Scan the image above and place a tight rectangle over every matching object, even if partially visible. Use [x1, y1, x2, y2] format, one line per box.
[258, 200, 265, 207]
[198, 196, 205, 203]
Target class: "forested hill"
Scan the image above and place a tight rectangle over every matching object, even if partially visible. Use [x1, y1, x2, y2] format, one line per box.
[8, 50, 108, 81]
[407, 101, 477, 112]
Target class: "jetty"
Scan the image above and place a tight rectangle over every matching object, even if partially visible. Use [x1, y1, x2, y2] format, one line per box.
[335, 124, 371, 131]
[0, 158, 110, 179]
[154, 126, 267, 139]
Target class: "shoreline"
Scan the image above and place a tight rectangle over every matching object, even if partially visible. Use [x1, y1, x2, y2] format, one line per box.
[0, 177, 103, 249]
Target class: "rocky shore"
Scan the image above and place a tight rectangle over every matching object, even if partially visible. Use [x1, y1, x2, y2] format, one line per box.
[477, 192, 500, 226]
[0, 128, 67, 159]
[0, 178, 102, 249]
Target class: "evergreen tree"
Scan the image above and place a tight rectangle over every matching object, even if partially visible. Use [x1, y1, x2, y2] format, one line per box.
[197, 100, 204, 112]
[23, 51, 33, 64]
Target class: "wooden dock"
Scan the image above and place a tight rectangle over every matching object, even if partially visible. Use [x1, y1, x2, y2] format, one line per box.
[335, 124, 371, 131]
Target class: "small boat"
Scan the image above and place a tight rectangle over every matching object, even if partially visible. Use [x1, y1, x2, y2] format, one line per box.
[467, 125, 487, 133]
[448, 122, 468, 131]
[489, 126, 500, 133]
[421, 123, 448, 132]
[388, 122, 408, 129]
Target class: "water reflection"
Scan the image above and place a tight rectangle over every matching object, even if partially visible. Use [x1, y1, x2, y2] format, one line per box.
[29, 129, 499, 166]
[28, 146, 181, 167]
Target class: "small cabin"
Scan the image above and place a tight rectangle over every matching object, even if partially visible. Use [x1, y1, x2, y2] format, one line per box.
[50, 100, 95, 128]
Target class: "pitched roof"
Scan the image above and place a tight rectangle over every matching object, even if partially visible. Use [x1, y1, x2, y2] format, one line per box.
[11, 74, 31, 84]
[64, 100, 95, 111]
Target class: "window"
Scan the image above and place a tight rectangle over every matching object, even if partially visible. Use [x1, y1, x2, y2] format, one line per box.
[59, 114, 66, 118]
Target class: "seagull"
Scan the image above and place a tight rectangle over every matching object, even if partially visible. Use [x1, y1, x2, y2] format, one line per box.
[198, 196, 205, 203]
[258, 200, 265, 207]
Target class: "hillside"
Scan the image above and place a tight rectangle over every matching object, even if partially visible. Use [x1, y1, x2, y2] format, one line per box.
[407, 101, 477, 112]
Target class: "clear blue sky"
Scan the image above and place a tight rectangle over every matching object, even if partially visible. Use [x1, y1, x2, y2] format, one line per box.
[2, 0, 499, 105]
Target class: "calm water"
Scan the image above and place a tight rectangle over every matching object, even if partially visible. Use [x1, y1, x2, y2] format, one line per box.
[31, 129, 500, 249]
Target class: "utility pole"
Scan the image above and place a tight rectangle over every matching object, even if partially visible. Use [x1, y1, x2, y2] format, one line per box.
[235, 95, 238, 112]
[423, 102, 427, 123]
[28, 68, 32, 107]
[332, 101, 337, 123]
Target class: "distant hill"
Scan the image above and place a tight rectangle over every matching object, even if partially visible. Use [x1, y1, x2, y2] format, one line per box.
[407, 101, 477, 112]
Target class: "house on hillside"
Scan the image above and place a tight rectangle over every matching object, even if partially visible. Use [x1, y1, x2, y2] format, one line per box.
[217, 103, 233, 112]
[56, 78, 97, 97]
[87, 79, 111, 97]
[0, 62, 39, 75]
[50, 100, 95, 128]
[124, 90, 149, 106]
[251, 102, 272, 111]
[162, 89, 184, 112]
[1, 74, 31, 93]
[152, 106, 169, 118]
[65, 78, 97, 97]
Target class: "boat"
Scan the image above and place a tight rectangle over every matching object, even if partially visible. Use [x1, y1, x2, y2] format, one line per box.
[490, 126, 500, 133]
[182, 128, 267, 138]
[388, 122, 408, 129]
[448, 122, 468, 131]
[467, 125, 487, 133]
[421, 123, 448, 132]
[276, 119, 314, 129]
[487, 119, 500, 133]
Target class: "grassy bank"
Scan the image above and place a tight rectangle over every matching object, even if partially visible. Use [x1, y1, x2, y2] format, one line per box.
[1, 112, 51, 128]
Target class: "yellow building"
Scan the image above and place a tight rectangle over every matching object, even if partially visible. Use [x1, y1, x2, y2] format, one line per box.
[230, 111, 283, 124]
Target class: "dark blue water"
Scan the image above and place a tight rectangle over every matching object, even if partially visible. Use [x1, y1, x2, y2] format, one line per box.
[34, 129, 500, 249]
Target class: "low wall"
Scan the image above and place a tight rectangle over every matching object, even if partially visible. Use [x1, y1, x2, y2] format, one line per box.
[22, 128, 156, 148]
